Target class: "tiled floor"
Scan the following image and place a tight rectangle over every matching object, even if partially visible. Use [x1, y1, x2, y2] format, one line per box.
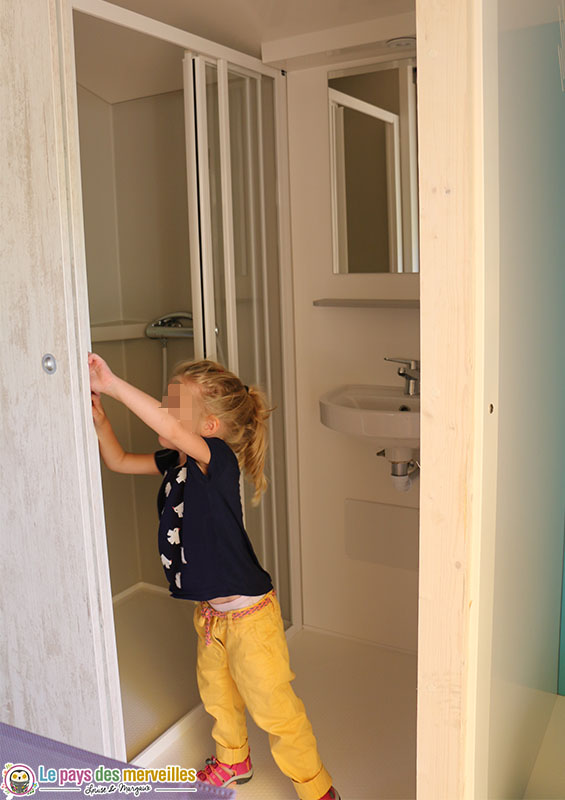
[150, 628, 417, 800]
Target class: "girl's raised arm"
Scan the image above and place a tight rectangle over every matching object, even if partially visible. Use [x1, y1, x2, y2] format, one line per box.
[88, 352, 210, 465]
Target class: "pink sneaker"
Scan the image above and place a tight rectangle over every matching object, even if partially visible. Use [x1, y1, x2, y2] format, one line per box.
[318, 789, 341, 800]
[196, 752, 253, 788]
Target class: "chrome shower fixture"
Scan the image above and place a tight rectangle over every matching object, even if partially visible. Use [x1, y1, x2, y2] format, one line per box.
[145, 311, 194, 339]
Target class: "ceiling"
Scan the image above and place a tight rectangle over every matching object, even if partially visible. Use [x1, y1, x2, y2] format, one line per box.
[73, 0, 560, 103]
[92, 0, 415, 59]
[74, 13, 187, 103]
[74, 0, 415, 104]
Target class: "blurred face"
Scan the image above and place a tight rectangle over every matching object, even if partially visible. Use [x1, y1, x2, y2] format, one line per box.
[159, 379, 208, 449]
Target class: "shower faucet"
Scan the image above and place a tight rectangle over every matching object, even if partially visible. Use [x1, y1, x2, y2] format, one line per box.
[145, 311, 194, 339]
[384, 357, 420, 396]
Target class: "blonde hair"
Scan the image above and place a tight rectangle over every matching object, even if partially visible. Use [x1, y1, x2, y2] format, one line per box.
[171, 359, 275, 506]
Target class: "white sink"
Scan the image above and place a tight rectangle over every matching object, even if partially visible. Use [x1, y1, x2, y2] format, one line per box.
[319, 384, 420, 449]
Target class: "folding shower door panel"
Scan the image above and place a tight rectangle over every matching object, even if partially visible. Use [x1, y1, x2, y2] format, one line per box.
[183, 54, 288, 611]
[185, 55, 266, 377]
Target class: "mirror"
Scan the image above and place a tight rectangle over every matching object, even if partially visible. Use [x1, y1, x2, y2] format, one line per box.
[328, 60, 419, 274]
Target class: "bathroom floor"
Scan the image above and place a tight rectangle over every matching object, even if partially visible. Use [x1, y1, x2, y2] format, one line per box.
[148, 628, 417, 800]
[114, 586, 201, 759]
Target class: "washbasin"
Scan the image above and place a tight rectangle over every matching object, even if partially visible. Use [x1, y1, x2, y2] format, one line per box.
[319, 384, 420, 449]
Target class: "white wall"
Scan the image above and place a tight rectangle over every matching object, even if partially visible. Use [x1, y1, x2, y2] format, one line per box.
[484, 14, 565, 798]
[287, 66, 420, 652]
[76, 86, 122, 321]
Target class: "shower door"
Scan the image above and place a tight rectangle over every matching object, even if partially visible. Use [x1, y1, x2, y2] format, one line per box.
[183, 55, 291, 621]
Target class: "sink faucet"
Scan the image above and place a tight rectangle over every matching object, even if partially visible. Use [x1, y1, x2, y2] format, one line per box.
[384, 357, 420, 396]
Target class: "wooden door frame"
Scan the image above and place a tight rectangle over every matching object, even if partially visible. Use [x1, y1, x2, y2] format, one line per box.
[416, 0, 496, 797]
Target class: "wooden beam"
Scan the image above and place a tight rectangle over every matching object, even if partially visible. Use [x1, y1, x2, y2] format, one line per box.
[416, 0, 485, 795]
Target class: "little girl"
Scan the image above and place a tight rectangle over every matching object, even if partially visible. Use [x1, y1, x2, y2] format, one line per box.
[88, 352, 340, 800]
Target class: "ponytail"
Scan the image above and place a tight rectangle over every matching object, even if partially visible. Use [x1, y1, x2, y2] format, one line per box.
[238, 384, 273, 506]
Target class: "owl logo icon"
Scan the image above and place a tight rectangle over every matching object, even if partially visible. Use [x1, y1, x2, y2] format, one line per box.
[1, 764, 38, 798]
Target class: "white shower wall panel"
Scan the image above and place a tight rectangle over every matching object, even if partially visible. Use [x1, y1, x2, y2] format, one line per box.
[94, 340, 140, 597]
[77, 85, 122, 322]
[78, 82, 195, 595]
[112, 91, 192, 324]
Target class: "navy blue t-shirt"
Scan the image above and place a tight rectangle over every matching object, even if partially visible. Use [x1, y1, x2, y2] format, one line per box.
[154, 437, 273, 601]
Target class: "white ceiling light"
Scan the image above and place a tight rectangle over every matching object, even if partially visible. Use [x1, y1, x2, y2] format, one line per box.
[385, 36, 416, 48]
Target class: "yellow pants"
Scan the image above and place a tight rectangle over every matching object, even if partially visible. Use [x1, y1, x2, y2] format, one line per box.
[193, 590, 333, 800]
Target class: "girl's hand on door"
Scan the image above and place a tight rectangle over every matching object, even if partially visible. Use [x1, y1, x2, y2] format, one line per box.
[88, 352, 117, 395]
[91, 391, 107, 430]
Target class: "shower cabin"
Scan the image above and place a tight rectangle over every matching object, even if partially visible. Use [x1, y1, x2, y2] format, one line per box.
[73, 2, 293, 760]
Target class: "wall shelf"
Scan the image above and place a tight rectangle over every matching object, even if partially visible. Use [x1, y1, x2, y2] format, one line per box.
[313, 298, 419, 308]
[90, 321, 148, 343]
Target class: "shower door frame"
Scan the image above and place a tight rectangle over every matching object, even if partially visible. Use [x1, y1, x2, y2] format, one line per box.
[66, 0, 302, 760]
